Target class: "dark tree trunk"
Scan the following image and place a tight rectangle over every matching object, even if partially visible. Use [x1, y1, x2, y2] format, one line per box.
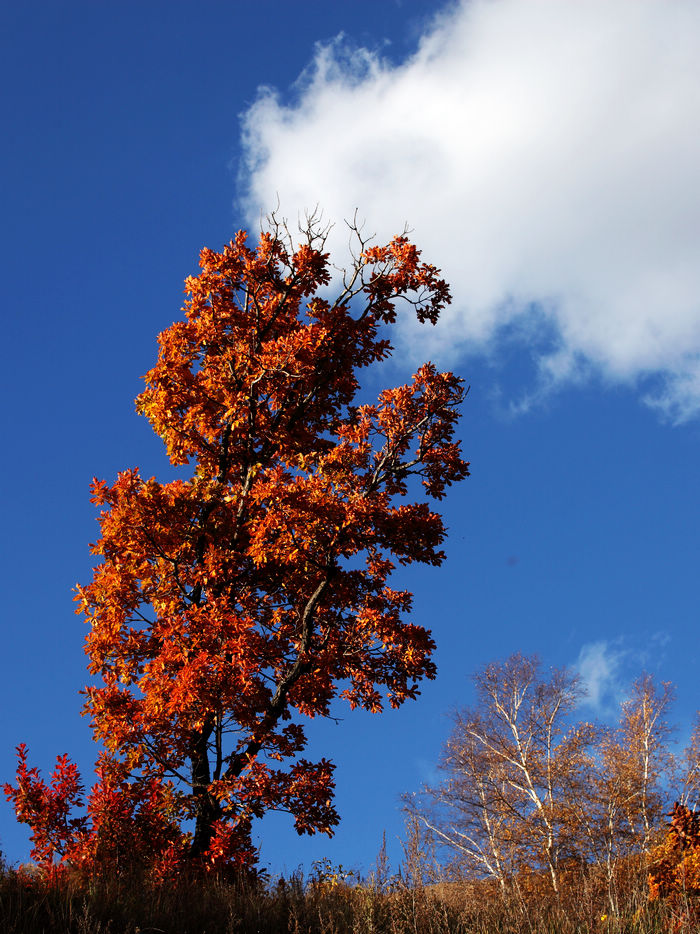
[189, 721, 220, 858]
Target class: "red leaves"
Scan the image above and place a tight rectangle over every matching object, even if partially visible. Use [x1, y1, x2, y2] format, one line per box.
[3, 744, 87, 871]
[11, 216, 468, 880]
[4, 747, 247, 882]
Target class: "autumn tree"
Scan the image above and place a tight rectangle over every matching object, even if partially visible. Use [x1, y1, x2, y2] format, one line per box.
[409, 656, 692, 917]
[410, 710, 520, 892]
[573, 674, 675, 914]
[585, 675, 674, 866]
[409, 654, 595, 897]
[6, 214, 468, 877]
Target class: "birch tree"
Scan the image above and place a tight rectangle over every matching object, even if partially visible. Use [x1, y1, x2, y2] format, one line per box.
[412, 654, 594, 896]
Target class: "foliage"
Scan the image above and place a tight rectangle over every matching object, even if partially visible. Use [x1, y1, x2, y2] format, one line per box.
[5, 214, 468, 879]
[408, 654, 595, 896]
[648, 802, 700, 927]
[409, 654, 686, 912]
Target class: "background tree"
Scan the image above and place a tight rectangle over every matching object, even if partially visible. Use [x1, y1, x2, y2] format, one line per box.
[577, 675, 674, 914]
[605, 674, 674, 853]
[6, 214, 469, 877]
[409, 654, 594, 897]
[410, 657, 687, 915]
[412, 710, 523, 893]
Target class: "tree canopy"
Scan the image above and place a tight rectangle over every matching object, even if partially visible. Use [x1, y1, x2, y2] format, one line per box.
[7, 215, 468, 878]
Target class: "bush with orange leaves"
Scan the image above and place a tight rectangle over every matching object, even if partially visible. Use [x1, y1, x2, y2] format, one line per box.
[648, 802, 700, 920]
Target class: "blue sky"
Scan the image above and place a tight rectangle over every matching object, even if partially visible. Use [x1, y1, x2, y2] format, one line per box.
[2, 0, 700, 878]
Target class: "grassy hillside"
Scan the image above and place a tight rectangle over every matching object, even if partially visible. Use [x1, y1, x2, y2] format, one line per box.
[0, 851, 687, 934]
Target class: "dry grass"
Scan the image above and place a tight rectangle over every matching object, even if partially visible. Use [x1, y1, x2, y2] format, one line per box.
[0, 853, 692, 934]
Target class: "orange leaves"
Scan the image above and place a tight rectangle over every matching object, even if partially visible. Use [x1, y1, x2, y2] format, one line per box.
[372, 364, 469, 499]
[34, 215, 470, 877]
[135, 223, 457, 478]
[649, 803, 700, 916]
[360, 236, 451, 325]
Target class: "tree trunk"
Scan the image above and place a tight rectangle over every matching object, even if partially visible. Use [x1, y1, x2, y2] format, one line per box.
[190, 721, 220, 858]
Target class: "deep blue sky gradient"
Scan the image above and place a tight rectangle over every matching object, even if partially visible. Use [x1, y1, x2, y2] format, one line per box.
[2, 1, 699, 878]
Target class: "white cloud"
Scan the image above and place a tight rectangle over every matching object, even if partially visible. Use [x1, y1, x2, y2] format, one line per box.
[574, 640, 628, 716]
[573, 634, 671, 716]
[239, 0, 700, 421]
